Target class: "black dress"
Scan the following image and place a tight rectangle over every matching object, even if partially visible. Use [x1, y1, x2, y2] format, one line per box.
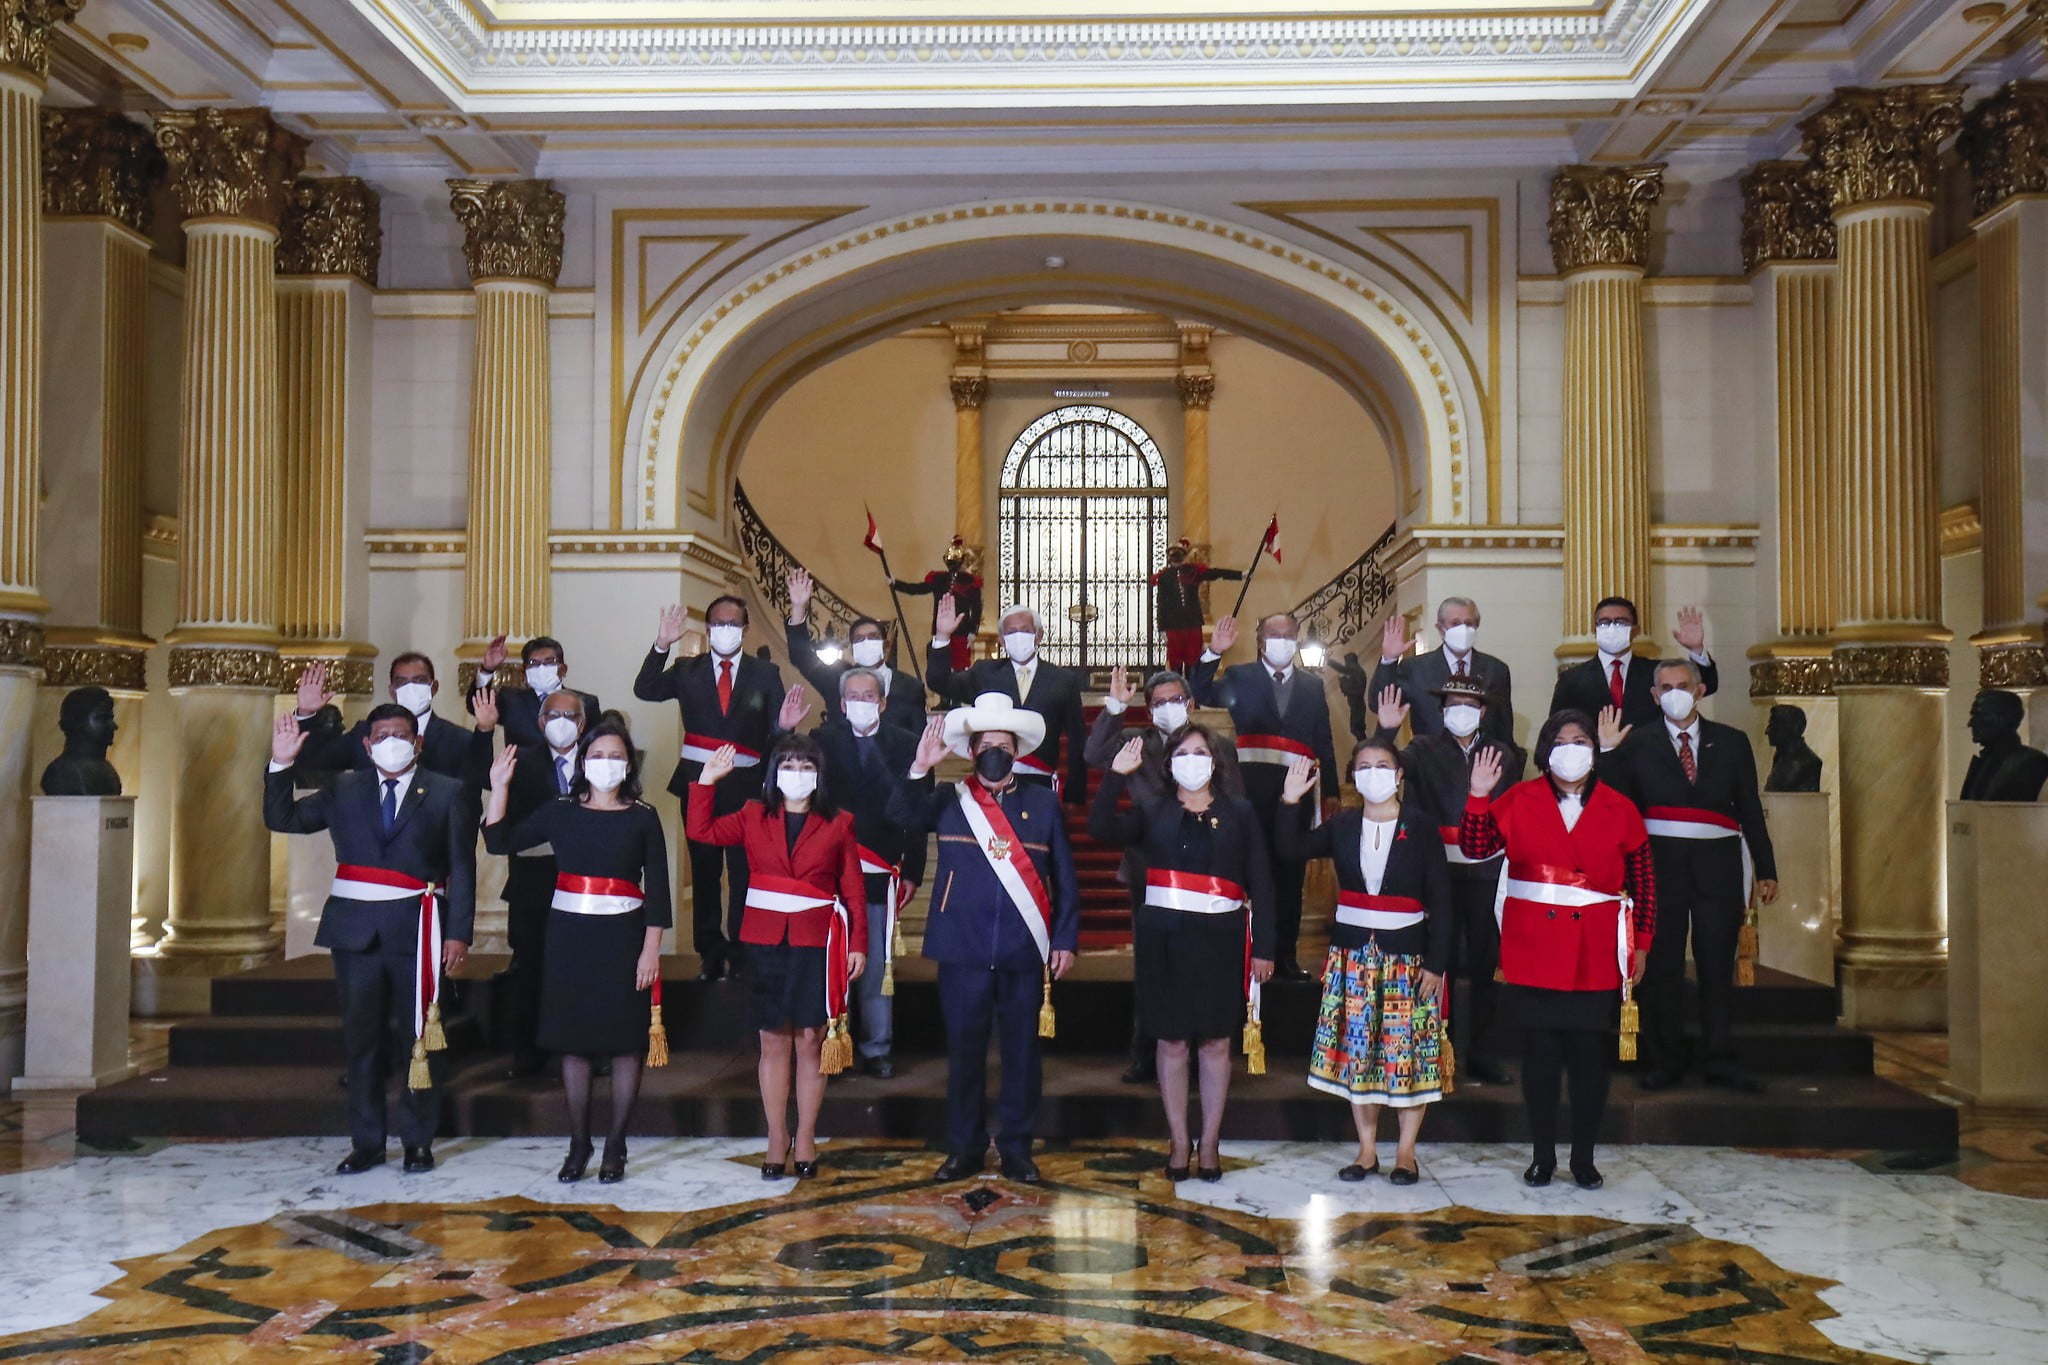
[484, 799, 672, 1056]
[746, 813, 832, 1032]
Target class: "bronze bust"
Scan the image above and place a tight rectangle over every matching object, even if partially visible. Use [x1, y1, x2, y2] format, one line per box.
[1763, 704, 1823, 793]
[39, 686, 122, 797]
[1960, 689, 2048, 803]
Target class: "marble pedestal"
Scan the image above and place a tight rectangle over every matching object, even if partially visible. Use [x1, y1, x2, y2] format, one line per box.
[16, 796, 136, 1092]
[1946, 801, 2048, 1110]
[1757, 792, 1836, 984]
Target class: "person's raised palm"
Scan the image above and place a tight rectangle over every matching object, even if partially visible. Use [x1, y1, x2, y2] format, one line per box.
[1674, 606, 1706, 654]
[935, 593, 962, 639]
[1469, 745, 1503, 798]
[270, 710, 308, 766]
[1111, 736, 1145, 775]
[1107, 666, 1133, 707]
[1282, 754, 1318, 804]
[699, 743, 738, 785]
[787, 568, 813, 622]
[1375, 684, 1409, 733]
[778, 683, 811, 731]
[913, 717, 950, 773]
[1212, 615, 1238, 656]
[488, 743, 518, 791]
[294, 662, 335, 718]
[1381, 615, 1410, 664]
[1598, 705, 1632, 752]
[480, 634, 508, 675]
[655, 605, 685, 651]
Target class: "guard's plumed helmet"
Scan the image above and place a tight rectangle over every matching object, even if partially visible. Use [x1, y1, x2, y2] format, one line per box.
[943, 535, 969, 567]
[1167, 536, 1192, 564]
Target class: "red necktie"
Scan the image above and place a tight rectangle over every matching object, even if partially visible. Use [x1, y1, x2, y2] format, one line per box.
[718, 659, 733, 715]
[1609, 659, 1625, 709]
[1678, 730, 1697, 784]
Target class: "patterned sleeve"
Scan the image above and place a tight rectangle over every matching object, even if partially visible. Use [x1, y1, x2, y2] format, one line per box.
[1624, 840, 1657, 942]
[1459, 793, 1505, 860]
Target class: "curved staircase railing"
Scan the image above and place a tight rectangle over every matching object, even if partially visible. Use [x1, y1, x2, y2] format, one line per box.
[733, 480, 866, 638]
[1288, 522, 1397, 649]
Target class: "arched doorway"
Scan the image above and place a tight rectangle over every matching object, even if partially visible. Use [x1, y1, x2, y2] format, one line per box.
[998, 405, 1168, 668]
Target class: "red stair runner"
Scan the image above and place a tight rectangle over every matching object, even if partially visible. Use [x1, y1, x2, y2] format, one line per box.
[1065, 703, 1150, 950]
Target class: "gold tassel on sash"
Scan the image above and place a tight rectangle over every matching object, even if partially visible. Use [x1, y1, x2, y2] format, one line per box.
[1736, 912, 1759, 988]
[1241, 1005, 1266, 1076]
[646, 1004, 669, 1068]
[1038, 968, 1057, 1039]
[1618, 981, 1640, 1063]
[421, 1000, 447, 1053]
[407, 1037, 433, 1091]
[820, 1015, 854, 1074]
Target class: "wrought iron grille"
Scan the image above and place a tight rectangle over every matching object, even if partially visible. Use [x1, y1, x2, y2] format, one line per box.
[1289, 522, 1398, 648]
[998, 406, 1168, 669]
[732, 480, 863, 637]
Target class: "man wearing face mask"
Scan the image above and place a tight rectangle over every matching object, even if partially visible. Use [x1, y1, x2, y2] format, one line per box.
[291, 656, 492, 785]
[1371, 598, 1515, 744]
[888, 697, 1080, 1183]
[467, 634, 604, 751]
[926, 595, 1088, 805]
[1597, 659, 1776, 1094]
[784, 568, 925, 732]
[636, 597, 785, 981]
[265, 703, 476, 1176]
[1189, 613, 1340, 980]
[1550, 598, 1719, 731]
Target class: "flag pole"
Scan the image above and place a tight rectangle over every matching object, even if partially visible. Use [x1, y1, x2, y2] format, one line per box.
[865, 503, 920, 671]
[1228, 511, 1277, 619]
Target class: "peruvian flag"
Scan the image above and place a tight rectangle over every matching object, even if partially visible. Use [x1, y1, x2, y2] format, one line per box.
[863, 505, 885, 557]
[1259, 515, 1283, 565]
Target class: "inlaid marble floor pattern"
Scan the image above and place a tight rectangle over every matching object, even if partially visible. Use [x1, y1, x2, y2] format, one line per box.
[1, 1136, 2045, 1363]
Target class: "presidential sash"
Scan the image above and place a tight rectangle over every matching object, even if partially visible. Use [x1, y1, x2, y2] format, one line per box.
[333, 863, 445, 1090]
[955, 779, 1054, 963]
[858, 843, 903, 995]
[680, 734, 761, 767]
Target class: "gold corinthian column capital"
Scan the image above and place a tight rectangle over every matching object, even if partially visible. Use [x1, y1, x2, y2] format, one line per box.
[276, 175, 381, 283]
[447, 177, 564, 286]
[1547, 163, 1665, 274]
[152, 106, 305, 228]
[40, 106, 164, 234]
[0, 0, 80, 81]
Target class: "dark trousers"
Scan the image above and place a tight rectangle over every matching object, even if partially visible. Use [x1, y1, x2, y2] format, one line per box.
[1522, 1026, 1608, 1170]
[1448, 865, 1502, 1060]
[333, 946, 441, 1150]
[1641, 846, 1744, 1076]
[687, 837, 749, 969]
[1270, 851, 1307, 967]
[854, 870, 894, 1059]
[502, 857, 553, 1060]
[937, 962, 1043, 1160]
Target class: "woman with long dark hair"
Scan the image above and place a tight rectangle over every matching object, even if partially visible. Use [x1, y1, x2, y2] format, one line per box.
[1461, 709, 1656, 1190]
[1277, 732, 1452, 1184]
[484, 719, 670, 1184]
[689, 729, 867, 1180]
[1092, 722, 1274, 1182]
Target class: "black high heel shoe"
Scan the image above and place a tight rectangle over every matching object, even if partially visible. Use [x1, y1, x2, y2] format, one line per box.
[1165, 1143, 1191, 1183]
[793, 1146, 820, 1180]
[762, 1141, 793, 1181]
[1196, 1144, 1223, 1183]
[598, 1142, 627, 1184]
[557, 1139, 593, 1184]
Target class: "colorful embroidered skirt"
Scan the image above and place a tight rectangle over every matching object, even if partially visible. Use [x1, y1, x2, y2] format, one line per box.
[1307, 941, 1443, 1108]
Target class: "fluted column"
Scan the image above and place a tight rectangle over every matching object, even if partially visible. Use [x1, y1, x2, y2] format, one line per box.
[449, 178, 560, 678]
[950, 369, 988, 564]
[1177, 370, 1215, 552]
[1549, 164, 1663, 659]
[1960, 83, 2048, 702]
[150, 107, 305, 978]
[1802, 84, 1964, 1029]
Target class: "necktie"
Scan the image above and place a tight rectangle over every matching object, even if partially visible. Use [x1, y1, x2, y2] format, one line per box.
[1678, 730, 1697, 784]
[1609, 659, 1625, 709]
[718, 659, 733, 715]
[1016, 663, 1032, 703]
[1455, 657, 1468, 679]
[556, 755, 571, 794]
[381, 779, 398, 835]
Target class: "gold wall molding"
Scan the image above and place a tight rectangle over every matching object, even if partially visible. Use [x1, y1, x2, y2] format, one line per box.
[38, 107, 162, 234]
[371, 288, 594, 319]
[448, 178, 564, 286]
[1832, 643, 1949, 689]
[1175, 372, 1215, 410]
[0, 616, 42, 667]
[1979, 642, 2047, 690]
[152, 107, 306, 227]
[948, 374, 988, 411]
[1801, 84, 1966, 210]
[1959, 82, 2048, 218]
[274, 651, 374, 697]
[276, 176, 381, 282]
[1940, 501, 1983, 555]
[1739, 159, 1835, 274]
[0, 0, 79, 79]
[39, 642, 145, 690]
[1548, 164, 1665, 273]
[1748, 655, 1835, 698]
[166, 644, 281, 689]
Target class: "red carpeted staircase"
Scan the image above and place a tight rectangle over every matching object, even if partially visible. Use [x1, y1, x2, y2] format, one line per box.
[1068, 703, 1145, 950]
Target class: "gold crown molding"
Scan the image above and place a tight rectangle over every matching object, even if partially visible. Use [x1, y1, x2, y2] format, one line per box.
[274, 653, 376, 697]
[39, 642, 146, 691]
[1941, 501, 1982, 554]
[365, 529, 744, 573]
[153, 108, 307, 227]
[276, 176, 382, 282]
[39, 107, 164, 234]
[1831, 643, 1949, 689]
[1748, 655, 1834, 698]
[166, 644, 282, 689]
[1978, 641, 2048, 690]
[1738, 159, 1835, 274]
[456, 661, 530, 695]
[0, 0, 79, 79]
[0, 616, 44, 668]
[1960, 81, 2048, 218]
[1176, 372, 1215, 411]
[447, 178, 564, 286]
[1800, 84, 1966, 211]
[1548, 164, 1665, 273]
[949, 374, 988, 411]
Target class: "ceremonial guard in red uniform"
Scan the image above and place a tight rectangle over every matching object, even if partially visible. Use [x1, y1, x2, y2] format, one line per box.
[1150, 537, 1241, 675]
[895, 536, 984, 672]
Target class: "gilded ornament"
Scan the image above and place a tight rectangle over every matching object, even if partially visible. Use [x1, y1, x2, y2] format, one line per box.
[153, 108, 307, 227]
[949, 375, 989, 411]
[39, 108, 164, 234]
[1831, 644, 1949, 689]
[1176, 373, 1216, 411]
[456, 661, 525, 695]
[1547, 164, 1665, 273]
[40, 644, 146, 691]
[1748, 656, 1835, 698]
[278, 655, 375, 697]
[1738, 160, 1835, 274]
[1979, 642, 2048, 690]
[167, 646, 283, 689]
[0, 616, 45, 668]
[446, 178, 564, 285]
[276, 177, 382, 282]
[1799, 85, 1965, 211]
[0, 0, 82, 79]
[1959, 82, 2048, 217]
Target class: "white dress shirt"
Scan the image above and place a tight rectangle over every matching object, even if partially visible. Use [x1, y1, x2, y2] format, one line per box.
[1559, 791, 1585, 832]
[1442, 644, 1475, 677]
[1360, 817, 1398, 894]
[1665, 715, 1701, 762]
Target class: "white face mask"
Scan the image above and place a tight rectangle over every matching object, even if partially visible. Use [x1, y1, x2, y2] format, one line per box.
[525, 663, 561, 695]
[1169, 753, 1214, 791]
[1548, 742, 1595, 783]
[393, 682, 433, 717]
[1150, 699, 1189, 734]
[584, 756, 629, 792]
[369, 736, 417, 776]
[1594, 622, 1634, 656]
[1003, 631, 1038, 664]
[776, 768, 819, 802]
[1355, 766, 1399, 804]
[843, 699, 881, 733]
[1442, 703, 1483, 739]
[543, 715, 581, 751]
[850, 638, 886, 668]
[1442, 623, 1477, 654]
[707, 623, 744, 657]
[1261, 637, 1298, 670]
[1659, 687, 1698, 722]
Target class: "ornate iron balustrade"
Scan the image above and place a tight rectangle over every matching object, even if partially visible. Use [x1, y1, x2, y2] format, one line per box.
[732, 481, 864, 638]
[1289, 522, 1397, 648]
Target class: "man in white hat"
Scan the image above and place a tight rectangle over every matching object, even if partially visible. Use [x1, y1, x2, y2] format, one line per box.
[889, 694, 1080, 1183]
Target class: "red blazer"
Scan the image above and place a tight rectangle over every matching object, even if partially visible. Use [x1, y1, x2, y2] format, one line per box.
[686, 785, 867, 949]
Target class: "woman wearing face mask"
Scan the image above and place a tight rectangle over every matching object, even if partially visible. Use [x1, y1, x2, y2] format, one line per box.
[1460, 711, 1656, 1190]
[1276, 736, 1453, 1184]
[484, 721, 671, 1184]
[1092, 724, 1274, 1182]
[688, 733, 867, 1181]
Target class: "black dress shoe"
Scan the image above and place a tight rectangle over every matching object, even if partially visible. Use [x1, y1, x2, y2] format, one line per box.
[402, 1145, 434, 1174]
[503, 1053, 548, 1082]
[1523, 1161, 1555, 1187]
[335, 1148, 385, 1175]
[861, 1055, 895, 1080]
[696, 960, 725, 982]
[558, 1139, 593, 1183]
[1275, 961, 1312, 982]
[1640, 1068, 1685, 1092]
[998, 1154, 1042, 1184]
[1388, 1166, 1420, 1187]
[933, 1152, 981, 1182]
[1704, 1071, 1766, 1094]
[1337, 1162, 1379, 1183]
[1571, 1164, 1604, 1190]
[1121, 1062, 1157, 1085]
[1463, 1058, 1514, 1087]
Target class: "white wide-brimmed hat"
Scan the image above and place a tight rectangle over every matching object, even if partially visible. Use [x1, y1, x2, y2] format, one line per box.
[942, 691, 1047, 758]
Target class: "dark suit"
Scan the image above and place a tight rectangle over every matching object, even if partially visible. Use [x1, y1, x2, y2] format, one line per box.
[634, 645, 784, 970]
[1371, 647, 1515, 744]
[888, 774, 1079, 1160]
[1189, 657, 1339, 969]
[1550, 652, 1720, 732]
[1960, 741, 2048, 802]
[816, 718, 927, 1059]
[466, 684, 603, 752]
[297, 708, 492, 788]
[1599, 717, 1775, 1077]
[926, 646, 1088, 804]
[786, 620, 925, 732]
[264, 764, 478, 1151]
[497, 743, 579, 1062]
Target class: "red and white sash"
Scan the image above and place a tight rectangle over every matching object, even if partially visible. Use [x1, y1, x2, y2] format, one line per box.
[1233, 733, 1316, 767]
[956, 779, 1054, 962]
[858, 844, 901, 973]
[680, 734, 761, 767]
[1013, 751, 1060, 794]
[1143, 868, 1245, 915]
[1437, 825, 1503, 867]
[1499, 861, 1633, 984]
[1642, 805, 1754, 901]
[333, 864, 443, 1045]
[552, 873, 644, 917]
[1335, 889, 1427, 932]
[745, 873, 852, 1020]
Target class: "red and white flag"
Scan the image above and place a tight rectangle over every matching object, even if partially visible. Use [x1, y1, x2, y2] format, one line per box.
[1259, 515, 1283, 565]
[862, 505, 885, 557]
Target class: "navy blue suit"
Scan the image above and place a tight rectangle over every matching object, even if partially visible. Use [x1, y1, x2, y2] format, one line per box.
[265, 764, 478, 1151]
[888, 773, 1079, 1160]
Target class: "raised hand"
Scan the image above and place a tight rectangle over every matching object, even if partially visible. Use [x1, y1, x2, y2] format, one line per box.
[698, 743, 738, 786]
[1281, 754, 1319, 805]
[1674, 605, 1707, 654]
[934, 592, 962, 640]
[480, 633, 508, 675]
[787, 568, 814, 623]
[271, 710, 308, 767]
[1380, 614, 1411, 664]
[912, 716, 950, 775]
[471, 685, 500, 733]
[1211, 614, 1239, 657]
[1374, 684, 1409, 733]
[1111, 736, 1145, 775]
[777, 683, 811, 732]
[655, 604, 686, 651]
[1469, 744, 1504, 798]
[1107, 666, 1133, 707]
[488, 743, 519, 791]
[1598, 704, 1632, 752]
[293, 662, 336, 718]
